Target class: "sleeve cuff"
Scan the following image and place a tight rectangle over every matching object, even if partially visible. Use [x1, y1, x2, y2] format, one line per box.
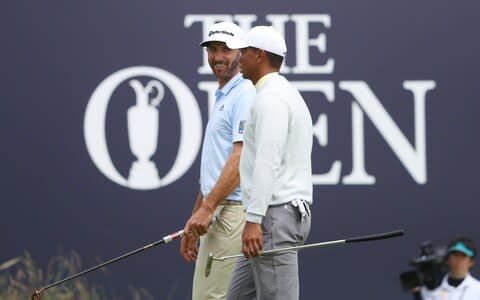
[246, 213, 263, 224]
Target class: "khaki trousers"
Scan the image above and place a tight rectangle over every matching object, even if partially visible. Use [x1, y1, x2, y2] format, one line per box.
[193, 204, 246, 300]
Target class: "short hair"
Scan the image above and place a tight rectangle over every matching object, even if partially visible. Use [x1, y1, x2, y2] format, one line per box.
[447, 236, 476, 259]
[265, 51, 284, 69]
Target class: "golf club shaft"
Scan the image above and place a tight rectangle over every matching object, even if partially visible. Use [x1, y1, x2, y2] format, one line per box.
[217, 239, 344, 261]
[35, 230, 184, 293]
[216, 229, 404, 261]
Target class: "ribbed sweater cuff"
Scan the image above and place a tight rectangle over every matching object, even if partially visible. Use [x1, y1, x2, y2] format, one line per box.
[246, 213, 263, 224]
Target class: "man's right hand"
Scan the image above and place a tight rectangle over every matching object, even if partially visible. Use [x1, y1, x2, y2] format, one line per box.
[180, 204, 215, 262]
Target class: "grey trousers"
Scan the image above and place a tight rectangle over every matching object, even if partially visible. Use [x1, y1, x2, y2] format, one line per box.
[227, 202, 311, 300]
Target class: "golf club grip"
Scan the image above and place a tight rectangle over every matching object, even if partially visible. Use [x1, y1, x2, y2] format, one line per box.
[345, 229, 404, 243]
[162, 230, 184, 243]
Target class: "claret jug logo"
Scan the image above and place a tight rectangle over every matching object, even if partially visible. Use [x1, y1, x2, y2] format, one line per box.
[84, 66, 202, 190]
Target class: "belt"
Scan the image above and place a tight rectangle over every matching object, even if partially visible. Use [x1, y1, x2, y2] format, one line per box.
[220, 200, 242, 205]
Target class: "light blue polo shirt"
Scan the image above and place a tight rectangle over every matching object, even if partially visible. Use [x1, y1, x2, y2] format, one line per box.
[200, 73, 255, 201]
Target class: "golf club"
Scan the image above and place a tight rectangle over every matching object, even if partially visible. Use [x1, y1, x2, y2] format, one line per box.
[31, 229, 184, 300]
[205, 229, 404, 277]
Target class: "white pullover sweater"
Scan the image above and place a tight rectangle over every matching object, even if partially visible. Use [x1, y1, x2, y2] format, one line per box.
[240, 73, 313, 223]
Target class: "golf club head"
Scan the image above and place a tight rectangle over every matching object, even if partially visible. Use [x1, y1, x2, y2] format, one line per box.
[205, 252, 213, 277]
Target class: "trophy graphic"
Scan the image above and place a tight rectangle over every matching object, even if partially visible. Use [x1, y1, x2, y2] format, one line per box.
[127, 79, 164, 189]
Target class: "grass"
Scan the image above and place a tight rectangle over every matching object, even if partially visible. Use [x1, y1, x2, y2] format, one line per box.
[0, 251, 153, 300]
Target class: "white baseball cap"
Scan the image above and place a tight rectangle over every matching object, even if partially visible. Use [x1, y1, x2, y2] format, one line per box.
[200, 22, 245, 47]
[226, 26, 287, 57]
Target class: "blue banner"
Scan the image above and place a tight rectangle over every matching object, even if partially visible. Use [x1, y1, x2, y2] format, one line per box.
[2, 1, 479, 299]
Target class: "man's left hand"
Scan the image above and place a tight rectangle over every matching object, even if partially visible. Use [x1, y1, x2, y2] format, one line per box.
[184, 206, 214, 240]
[242, 221, 263, 258]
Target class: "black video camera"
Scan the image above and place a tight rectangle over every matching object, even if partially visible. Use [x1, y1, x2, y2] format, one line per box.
[400, 241, 448, 291]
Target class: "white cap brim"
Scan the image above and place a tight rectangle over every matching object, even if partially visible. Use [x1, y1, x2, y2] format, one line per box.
[200, 37, 230, 47]
[225, 39, 249, 50]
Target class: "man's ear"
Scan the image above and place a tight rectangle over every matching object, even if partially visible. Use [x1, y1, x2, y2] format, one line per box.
[257, 49, 266, 61]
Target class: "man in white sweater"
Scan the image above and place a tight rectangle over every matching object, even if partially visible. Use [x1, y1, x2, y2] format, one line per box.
[226, 26, 313, 300]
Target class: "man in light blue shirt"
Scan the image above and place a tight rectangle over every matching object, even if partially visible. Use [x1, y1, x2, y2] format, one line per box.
[199, 73, 250, 202]
[180, 21, 255, 300]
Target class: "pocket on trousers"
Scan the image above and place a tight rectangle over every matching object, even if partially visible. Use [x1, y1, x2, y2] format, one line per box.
[300, 214, 311, 244]
[261, 209, 274, 234]
[275, 205, 308, 246]
[214, 206, 245, 235]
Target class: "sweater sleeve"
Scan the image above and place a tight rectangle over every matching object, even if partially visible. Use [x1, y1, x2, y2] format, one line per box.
[245, 93, 290, 222]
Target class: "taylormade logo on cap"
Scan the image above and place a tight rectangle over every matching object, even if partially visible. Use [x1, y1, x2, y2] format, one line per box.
[200, 22, 245, 47]
[227, 26, 287, 57]
[208, 30, 234, 37]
